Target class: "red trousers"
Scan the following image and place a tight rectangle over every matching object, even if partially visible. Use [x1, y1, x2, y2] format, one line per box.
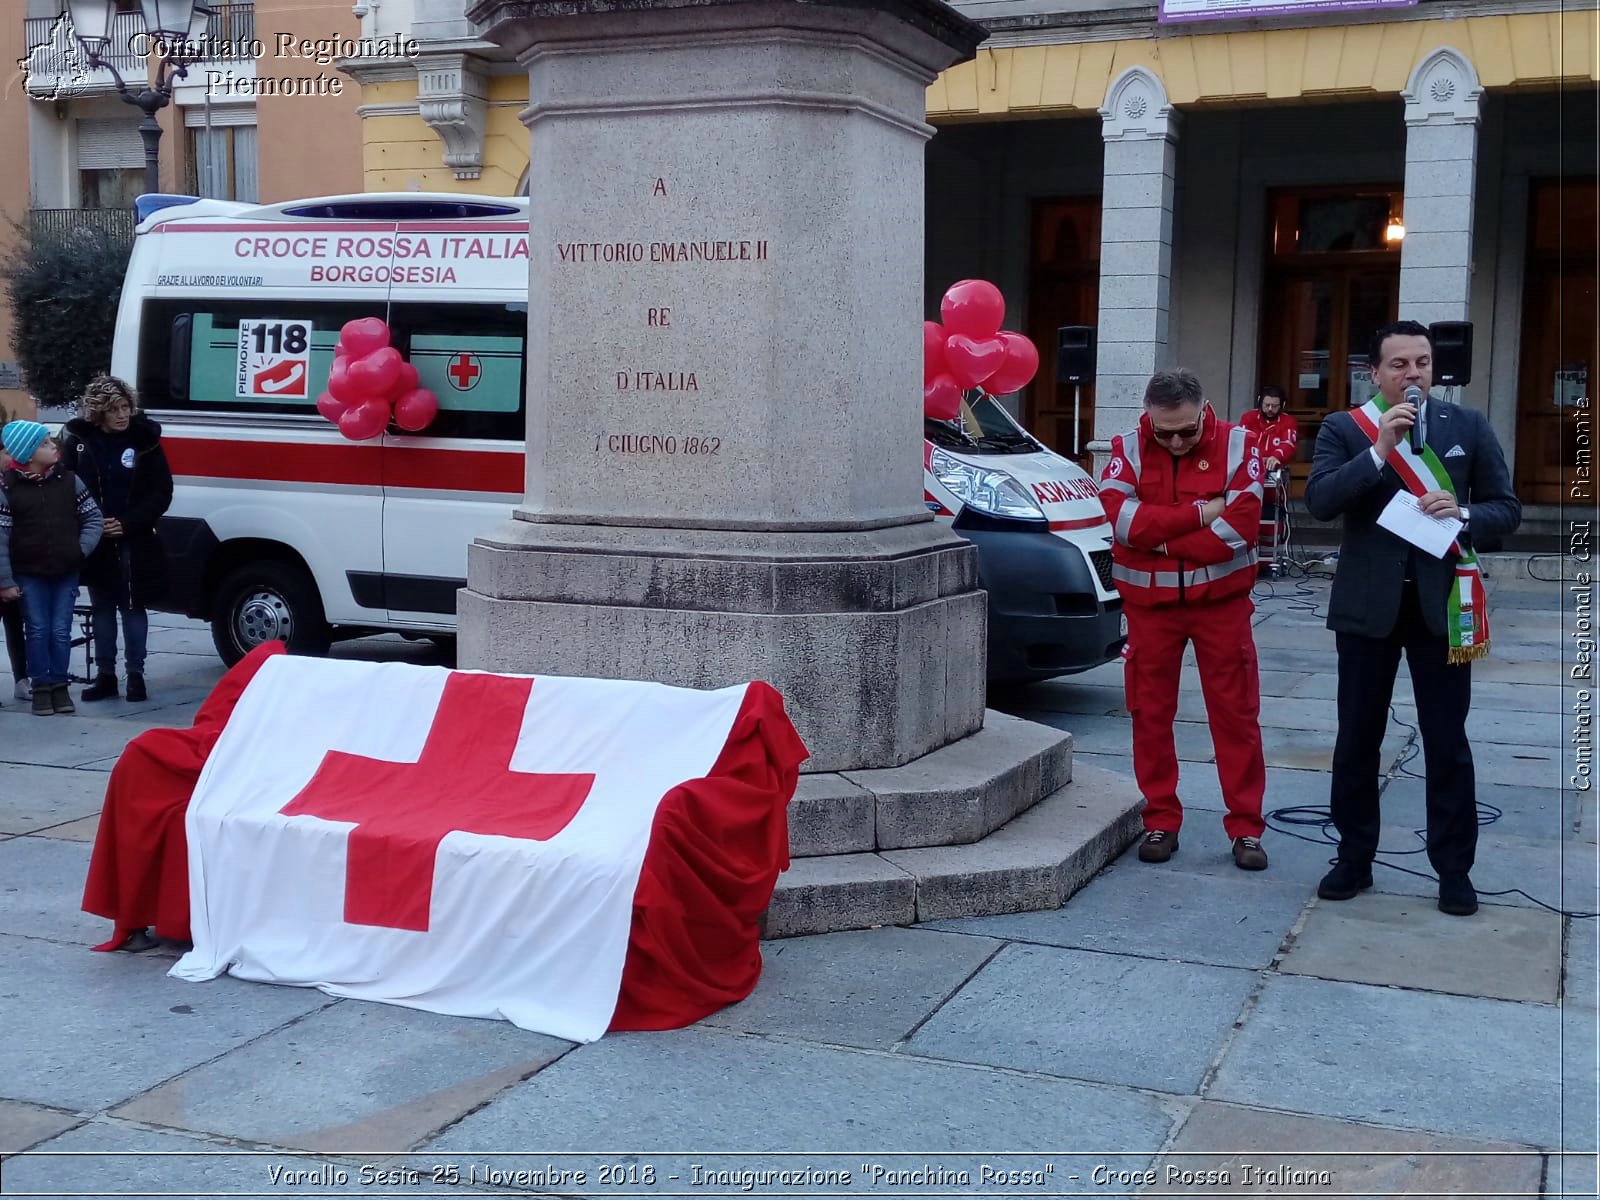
[1123, 593, 1266, 840]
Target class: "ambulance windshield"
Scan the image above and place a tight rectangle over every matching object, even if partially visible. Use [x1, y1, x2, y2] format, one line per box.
[924, 393, 1040, 455]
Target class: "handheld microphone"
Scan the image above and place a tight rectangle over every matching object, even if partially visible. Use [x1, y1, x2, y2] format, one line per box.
[1404, 385, 1426, 453]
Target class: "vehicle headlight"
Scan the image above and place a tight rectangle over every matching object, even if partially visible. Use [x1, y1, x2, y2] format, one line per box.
[930, 448, 1045, 520]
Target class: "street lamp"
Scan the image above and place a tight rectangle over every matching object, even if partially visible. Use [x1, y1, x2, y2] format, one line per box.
[64, 0, 212, 197]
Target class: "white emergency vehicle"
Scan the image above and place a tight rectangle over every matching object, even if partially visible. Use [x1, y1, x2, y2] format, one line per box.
[924, 394, 1124, 682]
[115, 192, 1123, 681]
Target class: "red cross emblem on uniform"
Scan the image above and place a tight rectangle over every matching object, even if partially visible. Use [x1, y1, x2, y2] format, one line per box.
[278, 673, 593, 932]
[447, 353, 482, 392]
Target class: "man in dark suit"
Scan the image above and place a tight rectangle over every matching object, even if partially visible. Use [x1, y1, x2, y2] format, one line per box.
[1306, 320, 1521, 916]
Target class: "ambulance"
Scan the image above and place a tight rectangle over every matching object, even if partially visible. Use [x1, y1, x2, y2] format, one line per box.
[924, 394, 1124, 682]
[113, 192, 1123, 683]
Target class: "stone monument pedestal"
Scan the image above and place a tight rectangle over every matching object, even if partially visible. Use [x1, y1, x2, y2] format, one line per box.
[465, 0, 1143, 929]
[464, 523, 984, 774]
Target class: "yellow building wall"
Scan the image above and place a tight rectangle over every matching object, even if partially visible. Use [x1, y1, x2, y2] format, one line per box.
[361, 76, 527, 196]
[926, 9, 1599, 119]
[356, 8, 1596, 194]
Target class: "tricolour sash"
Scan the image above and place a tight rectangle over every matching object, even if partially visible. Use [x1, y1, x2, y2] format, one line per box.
[1349, 396, 1489, 663]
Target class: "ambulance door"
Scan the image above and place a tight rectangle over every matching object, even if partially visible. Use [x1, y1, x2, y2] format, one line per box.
[140, 294, 390, 635]
[379, 298, 527, 629]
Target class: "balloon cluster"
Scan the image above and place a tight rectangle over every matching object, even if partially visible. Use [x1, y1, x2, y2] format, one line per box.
[316, 318, 440, 441]
[922, 280, 1040, 422]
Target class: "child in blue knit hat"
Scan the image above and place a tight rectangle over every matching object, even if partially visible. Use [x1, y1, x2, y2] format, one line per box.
[0, 420, 104, 715]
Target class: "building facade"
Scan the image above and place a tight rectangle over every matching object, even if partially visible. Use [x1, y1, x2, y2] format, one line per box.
[923, 1, 1596, 519]
[344, 0, 1595, 521]
[3, 0, 1594, 520]
[0, 0, 366, 420]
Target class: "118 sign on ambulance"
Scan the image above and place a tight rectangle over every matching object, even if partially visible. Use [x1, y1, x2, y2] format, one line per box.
[238, 319, 313, 400]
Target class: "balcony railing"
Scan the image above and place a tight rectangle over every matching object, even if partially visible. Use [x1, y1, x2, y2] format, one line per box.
[28, 208, 136, 250]
[203, 2, 256, 52]
[22, 3, 256, 96]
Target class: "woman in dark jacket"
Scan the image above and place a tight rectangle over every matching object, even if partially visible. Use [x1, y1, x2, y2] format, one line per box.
[59, 376, 173, 702]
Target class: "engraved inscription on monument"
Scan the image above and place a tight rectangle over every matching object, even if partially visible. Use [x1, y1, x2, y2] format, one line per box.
[550, 176, 773, 465]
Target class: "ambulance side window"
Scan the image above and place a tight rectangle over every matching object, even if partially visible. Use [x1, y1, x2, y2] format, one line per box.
[139, 299, 380, 417]
[137, 299, 527, 441]
[388, 302, 525, 442]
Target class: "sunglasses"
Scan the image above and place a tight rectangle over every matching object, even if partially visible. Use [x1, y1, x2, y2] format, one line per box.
[1151, 420, 1202, 442]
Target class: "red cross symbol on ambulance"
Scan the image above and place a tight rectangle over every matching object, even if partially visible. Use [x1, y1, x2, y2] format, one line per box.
[447, 353, 482, 392]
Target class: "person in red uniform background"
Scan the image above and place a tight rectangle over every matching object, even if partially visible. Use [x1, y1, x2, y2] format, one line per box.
[1099, 369, 1269, 871]
[1240, 384, 1299, 472]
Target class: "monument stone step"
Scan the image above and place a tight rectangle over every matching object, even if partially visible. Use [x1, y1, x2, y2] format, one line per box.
[787, 711, 1074, 857]
[764, 763, 1144, 937]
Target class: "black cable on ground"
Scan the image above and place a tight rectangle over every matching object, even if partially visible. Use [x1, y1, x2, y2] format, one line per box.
[1265, 705, 1597, 919]
[1524, 554, 1569, 584]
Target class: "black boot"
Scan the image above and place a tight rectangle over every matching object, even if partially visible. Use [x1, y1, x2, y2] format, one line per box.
[81, 674, 118, 702]
[1317, 859, 1374, 901]
[1438, 874, 1478, 916]
[125, 673, 147, 702]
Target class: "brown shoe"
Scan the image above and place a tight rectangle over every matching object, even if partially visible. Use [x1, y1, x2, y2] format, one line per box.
[51, 684, 75, 715]
[1233, 836, 1268, 871]
[1138, 830, 1178, 863]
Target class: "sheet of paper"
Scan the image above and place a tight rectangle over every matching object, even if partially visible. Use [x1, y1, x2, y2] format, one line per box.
[1376, 490, 1463, 558]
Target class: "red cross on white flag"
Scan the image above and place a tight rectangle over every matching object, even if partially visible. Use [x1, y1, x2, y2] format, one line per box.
[172, 657, 788, 1042]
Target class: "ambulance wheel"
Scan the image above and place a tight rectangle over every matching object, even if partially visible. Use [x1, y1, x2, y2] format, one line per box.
[212, 561, 332, 665]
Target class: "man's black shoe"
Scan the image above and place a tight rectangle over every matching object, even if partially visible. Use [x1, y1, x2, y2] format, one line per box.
[1438, 874, 1478, 916]
[81, 675, 117, 702]
[1317, 860, 1373, 901]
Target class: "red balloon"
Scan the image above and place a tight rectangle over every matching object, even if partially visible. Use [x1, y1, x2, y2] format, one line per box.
[924, 374, 962, 422]
[315, 390, 348, 423]
[940, 280, 1005, 340]
[393, 388, 439, 433]
[394, 361, 420, 397]
[338, 398, 390, 441]
[327, 356, 357, 403]
[923, 321, 947, 383]
[340, 318, 391, 359]
[348, 346, 403, 399]
[944, 333, 1006, 389]
[985, 331, 1041, 395]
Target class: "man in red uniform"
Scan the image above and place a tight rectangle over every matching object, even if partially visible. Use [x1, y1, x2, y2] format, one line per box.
[1099, 368, 1269, 870]
[1240, 385, 1298, 570]
[1240, 384, 1299, 472]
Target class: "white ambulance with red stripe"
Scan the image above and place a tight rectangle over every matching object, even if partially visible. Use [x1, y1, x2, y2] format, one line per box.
[115, 192, 1122, 681]
[923, 393, 1124, 681]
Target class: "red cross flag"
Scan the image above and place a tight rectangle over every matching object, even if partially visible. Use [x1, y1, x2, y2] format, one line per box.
[172, 656, 805, 1041]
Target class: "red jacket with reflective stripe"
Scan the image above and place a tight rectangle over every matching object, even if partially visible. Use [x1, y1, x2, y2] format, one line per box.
[1097, 410, 1264, 608]
[1240, 409, 1299, 466]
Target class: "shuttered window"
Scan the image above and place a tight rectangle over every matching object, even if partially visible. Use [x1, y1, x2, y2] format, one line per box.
[76, 119, 143, 170]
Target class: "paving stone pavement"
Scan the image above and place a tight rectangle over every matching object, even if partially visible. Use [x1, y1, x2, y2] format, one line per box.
[0, 577, 1595, 1197]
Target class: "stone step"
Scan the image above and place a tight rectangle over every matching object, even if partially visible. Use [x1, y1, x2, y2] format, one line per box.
[764, 763, 1144, 937]
[787, 710, 1074, 857]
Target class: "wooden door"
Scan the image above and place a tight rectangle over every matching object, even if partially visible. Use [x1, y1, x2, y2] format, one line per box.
[1025, 199, 1100, 467]
[1515, 179, 1599, 504]
[1257, 186, 1403, 496]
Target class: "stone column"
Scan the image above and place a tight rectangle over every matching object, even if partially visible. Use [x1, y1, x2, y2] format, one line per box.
[1399, 48, 1483, 327]
[1090, 67, 1178, 460]
[461, 0, 989, 773]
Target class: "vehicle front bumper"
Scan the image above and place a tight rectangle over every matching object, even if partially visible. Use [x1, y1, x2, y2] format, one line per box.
[956, 526, 1127, 683]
